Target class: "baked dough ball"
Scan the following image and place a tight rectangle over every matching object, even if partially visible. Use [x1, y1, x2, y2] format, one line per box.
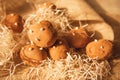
[66, 28, 89, 48]
[86, 39, 113, 60]
[2, 13, 24, 33]
[49, 38, 69, 60]
[20, 44, 47, 66]
[28, 20, 57, 48]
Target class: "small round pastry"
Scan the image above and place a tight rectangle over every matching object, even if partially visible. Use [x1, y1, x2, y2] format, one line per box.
[49, 38, 69, 60]
[86, 39, 113, 60]
[2, 13, 24, 33]
[66, 28, 89, 48]
[28, 20, 57, 48]
[20, 44, 47, 66]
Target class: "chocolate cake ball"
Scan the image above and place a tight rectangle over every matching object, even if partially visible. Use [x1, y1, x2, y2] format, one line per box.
[66, 28, 89, 48]
[86, 39, 113, 60]
[20, 44, 47, 66]
[2, 13, 24, 33]
[49, 38, 69, 60]
[28, 20, 57, 48]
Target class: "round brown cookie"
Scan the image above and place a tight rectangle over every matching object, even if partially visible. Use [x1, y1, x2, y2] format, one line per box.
[86, 39, 113, 60]
[2, 13, 24, 33]
[49, 38, 69, 60]
[28, 20, 57, 48]
[20, 44, 47, 66]
[66, 28, 89, 48]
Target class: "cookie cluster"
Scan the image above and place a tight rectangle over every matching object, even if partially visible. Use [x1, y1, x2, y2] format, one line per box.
[2, 2, 113, 67]
[20, 19, 90, 66]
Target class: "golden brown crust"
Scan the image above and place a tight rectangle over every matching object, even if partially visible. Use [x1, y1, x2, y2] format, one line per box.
[20, 44, 47, 66]
[2, 13, 24, 33]
[66, 28, 89, 48]
[28, 20, 57, 48]
[86, 39, 113, 60]
[49, 38, 69, 60]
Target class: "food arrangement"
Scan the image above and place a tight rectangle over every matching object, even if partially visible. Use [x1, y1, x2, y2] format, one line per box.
[0, 1, 114, 80]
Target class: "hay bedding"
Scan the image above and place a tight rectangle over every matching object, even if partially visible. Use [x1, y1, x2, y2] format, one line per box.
[0, 0, 114, 80]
